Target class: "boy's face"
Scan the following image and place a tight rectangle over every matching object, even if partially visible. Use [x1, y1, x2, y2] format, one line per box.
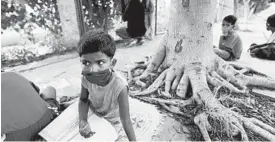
[80, 51, 114, 73]
[266, 22, 275, 32]
[266, 22, 271, 31]
[222, 20, 234, 35]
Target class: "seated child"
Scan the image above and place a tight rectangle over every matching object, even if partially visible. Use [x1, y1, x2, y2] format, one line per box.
[1, 72, 60, 141]
[248, 14, 275, 60]
[77, 30, 136, 141]
[116, 0, 147, 46]
[214, 15, 243, 61]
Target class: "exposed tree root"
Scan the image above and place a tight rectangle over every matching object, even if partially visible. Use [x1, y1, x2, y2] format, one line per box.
[219, 95, 254, 110]
[159, 103, 192, 118]
[131, 70, 167, 96]
[176, 74, 190, 98]
[194, 113, 212, 141]
[242, 117, 275, 141]
[136, 96, 195, 107]
[250, 118, 275, 135]
[207, 71, 245, 93]
[229, 62, 269, 77]
[128, 56, 275, 141]
[126, 62, 149, 84]
[216, 58, 275, 90]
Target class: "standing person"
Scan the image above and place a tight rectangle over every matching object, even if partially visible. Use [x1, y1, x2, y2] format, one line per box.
[248, 14, 275, 60]
[1, 72, 60, 141]
[214, 15, 243, 61]
[116, 0, 146, 46]
[144, 0, 154, 40]
[77, 30, 136, 141]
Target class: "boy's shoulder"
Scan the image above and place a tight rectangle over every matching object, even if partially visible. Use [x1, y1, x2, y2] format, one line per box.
[232, 32, 241, 39]
[113, 70, 128, 87]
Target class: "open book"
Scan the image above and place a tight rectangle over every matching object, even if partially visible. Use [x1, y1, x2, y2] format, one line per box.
[39, 101, 118, 141]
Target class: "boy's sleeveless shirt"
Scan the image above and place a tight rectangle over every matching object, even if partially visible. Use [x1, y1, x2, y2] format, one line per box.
[81, 71, 128, 121]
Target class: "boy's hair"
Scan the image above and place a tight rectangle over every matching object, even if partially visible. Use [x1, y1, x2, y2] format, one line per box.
[78, 30, 116, 58]
[223, 15, 237, 25]
[267, 14, 275, 28]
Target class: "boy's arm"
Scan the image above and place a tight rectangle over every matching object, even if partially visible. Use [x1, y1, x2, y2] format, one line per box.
[79, 85, 95, 138]
[118, 87, 136, 141]
[232, 37, 243, 59]
[262, 42, 275, 49]
[249, 43, 271, 51]
[79, 85, 89, 122]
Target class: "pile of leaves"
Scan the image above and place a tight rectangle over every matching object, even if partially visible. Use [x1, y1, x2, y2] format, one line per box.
[127, 67, 275, 141]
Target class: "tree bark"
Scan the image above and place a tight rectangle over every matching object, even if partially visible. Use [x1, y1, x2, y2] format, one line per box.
[130, 0, 275, 141]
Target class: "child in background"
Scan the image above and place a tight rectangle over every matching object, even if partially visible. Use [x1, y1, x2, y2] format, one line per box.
[77, 30, 136, 141]
[248, 14, 275, 60]
[116, 0, 146, 46]
[214, 15, 243, 61]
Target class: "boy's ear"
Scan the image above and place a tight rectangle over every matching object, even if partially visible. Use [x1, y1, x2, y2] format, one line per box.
[232, 25, 238, 30]
[110, 58, 117, 68]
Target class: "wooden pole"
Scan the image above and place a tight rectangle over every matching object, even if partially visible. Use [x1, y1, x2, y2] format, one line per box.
[74, 0, 86, 37]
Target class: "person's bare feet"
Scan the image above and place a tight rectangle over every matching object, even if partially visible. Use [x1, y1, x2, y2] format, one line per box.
[136, 38, 145, 46]
[145, 35, 153, 41]
[126, 39, 137, 47]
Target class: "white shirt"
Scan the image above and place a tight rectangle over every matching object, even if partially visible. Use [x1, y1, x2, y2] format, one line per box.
[267, 32, 275, 43]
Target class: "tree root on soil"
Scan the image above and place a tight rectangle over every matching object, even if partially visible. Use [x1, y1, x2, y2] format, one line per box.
[127, 57, 275, 141]
[229, 62, 269, 77]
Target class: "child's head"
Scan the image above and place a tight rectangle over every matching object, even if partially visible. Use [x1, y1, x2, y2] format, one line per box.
[266, 14, 275, 32]
[222, 15, 237, 35]
[78, 30, 116, 73]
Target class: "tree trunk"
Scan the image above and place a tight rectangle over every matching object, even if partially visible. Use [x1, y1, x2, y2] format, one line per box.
[129, 0, 275, 141]
[163, 0, 215, 67]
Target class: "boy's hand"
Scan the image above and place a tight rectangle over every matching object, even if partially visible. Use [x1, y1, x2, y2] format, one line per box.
[248, 43, 257, 52]
[79, 120, 95, 138]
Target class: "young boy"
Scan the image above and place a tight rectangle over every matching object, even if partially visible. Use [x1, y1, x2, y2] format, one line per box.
[214, 15, 243, 61]
[248, 14, 275, 60]
[78, 30, 136, 141]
